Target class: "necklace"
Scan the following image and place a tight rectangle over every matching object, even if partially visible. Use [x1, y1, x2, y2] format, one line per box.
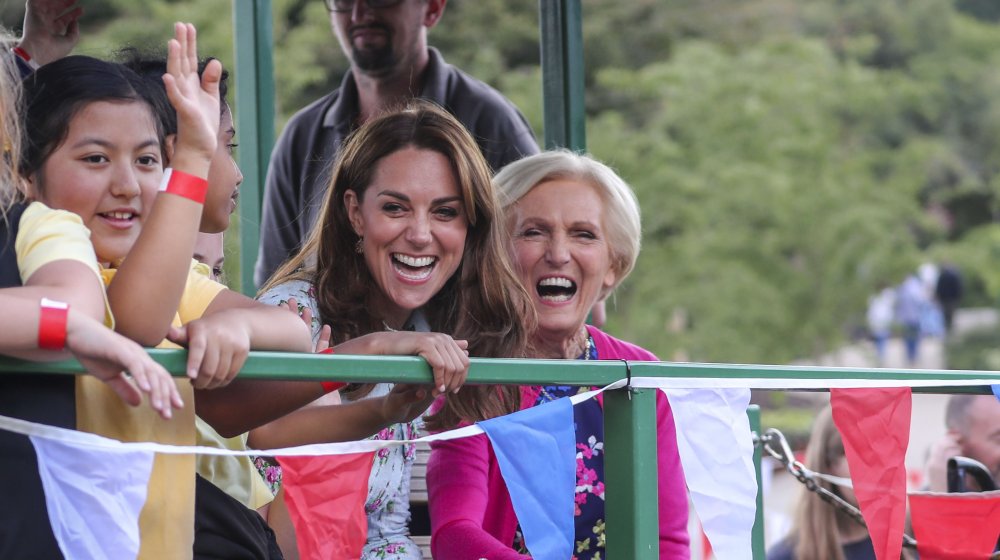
[538, 334, 593, 403]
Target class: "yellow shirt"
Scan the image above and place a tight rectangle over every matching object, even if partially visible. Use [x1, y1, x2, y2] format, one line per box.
[76, 261, 225, 560]
[14, 201, 111, 325]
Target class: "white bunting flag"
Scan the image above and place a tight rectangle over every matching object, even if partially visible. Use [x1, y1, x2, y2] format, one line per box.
[662, 387, 757, 560]
[30, 435, 154, 560]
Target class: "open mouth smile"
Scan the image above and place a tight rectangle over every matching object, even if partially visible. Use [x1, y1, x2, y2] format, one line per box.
[537, 276, 577, 303]
[392, 253, 437, 281]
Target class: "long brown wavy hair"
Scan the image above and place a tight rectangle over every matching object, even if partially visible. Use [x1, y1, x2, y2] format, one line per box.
[263, 101, 534, 429]
[788, 406, 849, 560]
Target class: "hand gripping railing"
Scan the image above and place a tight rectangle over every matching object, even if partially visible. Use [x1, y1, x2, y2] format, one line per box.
[3, 350, 999, 559]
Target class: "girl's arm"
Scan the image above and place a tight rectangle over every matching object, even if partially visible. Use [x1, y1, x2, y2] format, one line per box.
[107, 22, 220, 345]
[427, 434, 530, 560]
[182, 288, 318, 437]
[0, 289, 183, 419]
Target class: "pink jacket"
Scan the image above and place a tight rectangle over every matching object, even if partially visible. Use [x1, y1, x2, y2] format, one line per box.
[427, 326, 690, 559]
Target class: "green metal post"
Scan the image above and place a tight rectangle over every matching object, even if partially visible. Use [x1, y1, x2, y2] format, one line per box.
[748, 405, 766, 559]
[233, 0, 275, 294]
[539, 0, 587, 151]
[604, 387, 659, 558]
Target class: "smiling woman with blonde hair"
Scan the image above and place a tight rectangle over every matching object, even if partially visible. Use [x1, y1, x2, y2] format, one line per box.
[426, 150, 690, 559]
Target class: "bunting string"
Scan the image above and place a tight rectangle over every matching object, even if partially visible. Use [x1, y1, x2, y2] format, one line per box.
[0, 373, 993, 454]
[0, 384, 617, 456]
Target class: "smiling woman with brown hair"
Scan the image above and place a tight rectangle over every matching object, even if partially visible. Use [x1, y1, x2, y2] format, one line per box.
[256, 100, 533, 559]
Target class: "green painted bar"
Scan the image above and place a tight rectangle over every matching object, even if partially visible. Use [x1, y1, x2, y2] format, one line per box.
[539, 0, 587, 151]
[627, 361, 1000, 385]
[604, 387, 659, 558]
[233, 0, 276, 294]
[0, 351, 628, 386]
[2, 353, 997, 390]
[748, 405, 765, 560]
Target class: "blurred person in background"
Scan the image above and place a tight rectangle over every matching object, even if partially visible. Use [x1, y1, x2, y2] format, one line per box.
[925, 394, 1000, 493]
[767, 406, 879, 560]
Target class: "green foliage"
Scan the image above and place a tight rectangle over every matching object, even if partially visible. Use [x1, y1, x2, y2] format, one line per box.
[3, 1, 999, 366]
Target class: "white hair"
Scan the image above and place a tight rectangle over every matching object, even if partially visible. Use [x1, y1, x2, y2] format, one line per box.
[494, 150, 642, 297]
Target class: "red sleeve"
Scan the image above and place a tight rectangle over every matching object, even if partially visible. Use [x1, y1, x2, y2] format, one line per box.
[657, 389, 692, 558]
[428, 433, 530, 560]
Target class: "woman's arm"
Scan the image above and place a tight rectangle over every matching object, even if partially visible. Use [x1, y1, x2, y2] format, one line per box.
[428, 434, 530, 560]
[656, 390, 692, 557]
[246, 330, 467, 447]
[248, 384, 433, 448]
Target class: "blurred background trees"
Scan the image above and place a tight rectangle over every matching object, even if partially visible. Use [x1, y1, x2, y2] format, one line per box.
[3, 0, 999, 365]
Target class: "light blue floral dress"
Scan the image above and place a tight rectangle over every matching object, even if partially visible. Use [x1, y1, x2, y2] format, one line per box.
[258, 279, 423, 560]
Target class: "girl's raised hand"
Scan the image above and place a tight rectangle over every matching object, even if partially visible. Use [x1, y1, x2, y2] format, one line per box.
[162, 22, 221, 174]
[66, 310, 184, 420]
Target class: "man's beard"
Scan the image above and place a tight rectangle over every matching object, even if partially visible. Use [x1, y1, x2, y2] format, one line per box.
[352, 40, 397, 73]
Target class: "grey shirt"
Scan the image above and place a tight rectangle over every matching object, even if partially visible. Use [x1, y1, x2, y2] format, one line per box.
[254, 48, 539, 287]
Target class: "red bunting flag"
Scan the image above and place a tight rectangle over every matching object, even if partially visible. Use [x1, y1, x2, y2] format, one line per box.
[910, 491, 1000, 560]
[278, 453, 375, 560]
[830, 387, 912, 560]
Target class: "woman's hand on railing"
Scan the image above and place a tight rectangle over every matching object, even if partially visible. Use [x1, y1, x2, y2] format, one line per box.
[335, 331, 470, 396]
[66, 310, 184, 419]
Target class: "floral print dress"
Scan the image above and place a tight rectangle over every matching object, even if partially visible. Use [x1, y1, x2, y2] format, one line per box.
[257, 279, 423, 560]
[514, 337, 607, 559]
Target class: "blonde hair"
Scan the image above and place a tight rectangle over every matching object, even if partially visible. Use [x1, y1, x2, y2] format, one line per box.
[494, 150, 642, 299]
[0, 32, 26, 213]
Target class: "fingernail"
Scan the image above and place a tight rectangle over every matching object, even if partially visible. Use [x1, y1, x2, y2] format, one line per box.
[439, 384, 446, 394]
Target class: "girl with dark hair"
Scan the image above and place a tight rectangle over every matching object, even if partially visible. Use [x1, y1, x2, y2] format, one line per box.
[19, 24, 313, 559]
[255, 100, 534, 559]
[0, 24, 183, 558]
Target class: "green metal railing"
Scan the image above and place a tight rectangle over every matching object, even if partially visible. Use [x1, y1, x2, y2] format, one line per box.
[4, 352, 997, 558]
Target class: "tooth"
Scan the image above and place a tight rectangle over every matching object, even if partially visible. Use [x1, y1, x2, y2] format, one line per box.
[539, 277, 572, 288]
[394, 254, 435, 267]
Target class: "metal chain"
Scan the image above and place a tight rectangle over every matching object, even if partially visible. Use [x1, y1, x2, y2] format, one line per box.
[755, 428, 918, 550]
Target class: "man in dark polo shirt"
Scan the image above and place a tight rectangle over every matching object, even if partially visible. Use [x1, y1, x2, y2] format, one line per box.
[255, 0, 539, 287]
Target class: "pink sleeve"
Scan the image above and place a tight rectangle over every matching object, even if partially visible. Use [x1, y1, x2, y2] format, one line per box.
[656, 390, 692, 558]
[428, 434, 530, 560]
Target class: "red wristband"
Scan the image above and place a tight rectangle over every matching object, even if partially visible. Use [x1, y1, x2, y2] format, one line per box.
[38, 298, 69, 350]
[159, 168, 208, 204]
[318, 348, 345, 393]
